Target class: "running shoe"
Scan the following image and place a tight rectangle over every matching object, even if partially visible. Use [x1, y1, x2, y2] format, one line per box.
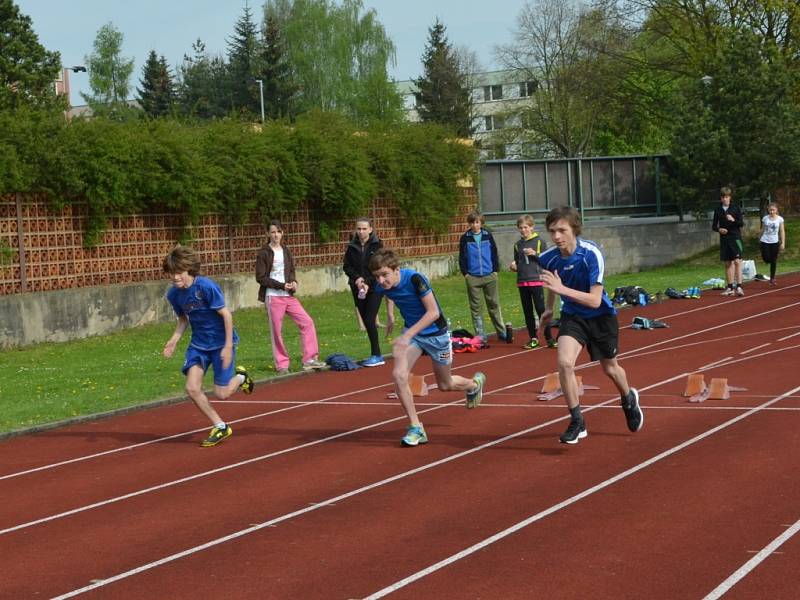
[621, 388, 644, 432]
[276, 368, 289, 375]
[302, 359, 329, 371]
[523, 338, 540, 350]
[770, 279, 778, 287]
[201, 425, 232, 447]
[465, 372, 486, 409]
[547, 339, 558, 349]
[559, 419, 587, 444]
[362, 355, 385, 367]
[735, 286, 745, 297]
[401, 424, 428, 447]
[235, 366, 254, 394]
[721, 287, 734, 296]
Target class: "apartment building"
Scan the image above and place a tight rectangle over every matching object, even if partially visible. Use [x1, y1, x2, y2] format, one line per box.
[396, 69, 538, 159]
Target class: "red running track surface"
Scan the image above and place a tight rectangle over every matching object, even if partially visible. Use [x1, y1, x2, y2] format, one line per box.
[2, 275, 800, 599]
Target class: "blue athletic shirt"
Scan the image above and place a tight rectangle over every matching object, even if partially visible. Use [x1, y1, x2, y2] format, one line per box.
[166, 276, 239, 351]
[538, 238, 615, 319]
[375, 268, 447, 336]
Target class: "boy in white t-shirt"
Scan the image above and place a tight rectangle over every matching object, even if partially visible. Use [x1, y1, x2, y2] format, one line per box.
[759, 202, 786, 286]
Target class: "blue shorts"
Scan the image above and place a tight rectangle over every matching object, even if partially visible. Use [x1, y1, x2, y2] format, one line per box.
[182, 345, 237, 386]
[411, 331, 452, 365]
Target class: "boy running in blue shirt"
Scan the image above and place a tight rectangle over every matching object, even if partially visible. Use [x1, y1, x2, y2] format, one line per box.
[162, 246, 254, 447]
[537, 207, 643, 444]
[370, 248, 486, 446]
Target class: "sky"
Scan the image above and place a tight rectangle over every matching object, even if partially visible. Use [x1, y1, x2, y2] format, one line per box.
[16, 0, 526, 107]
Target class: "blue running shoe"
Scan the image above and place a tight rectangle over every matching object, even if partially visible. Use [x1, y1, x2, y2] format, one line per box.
[362, 355, 385, 367]
[401, 424, 428, 446]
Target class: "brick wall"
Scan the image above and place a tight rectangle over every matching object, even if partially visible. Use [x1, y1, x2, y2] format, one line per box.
[0, 190, 477, 296]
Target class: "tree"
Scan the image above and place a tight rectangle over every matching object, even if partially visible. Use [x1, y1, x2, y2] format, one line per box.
[257, 14, 298, 119]
[0, 0, 62, 110]
[137, 50, 175, 118]
[177, 39, 231, 119]
[264, 0, 402, 125]
[414, 19, 473, 138]
[82, 22, 135, 115]
[227, 2, 261, 116]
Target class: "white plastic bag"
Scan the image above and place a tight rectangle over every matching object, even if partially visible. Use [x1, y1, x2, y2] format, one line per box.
[741, 259, 756, 281]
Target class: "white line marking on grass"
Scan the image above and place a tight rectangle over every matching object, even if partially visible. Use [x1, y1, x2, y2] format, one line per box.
[703, 518, 800, 599]
[740, 343, 770, 355]
[363, 384, 800, 600]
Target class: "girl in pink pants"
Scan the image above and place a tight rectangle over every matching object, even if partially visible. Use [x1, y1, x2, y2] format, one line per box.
[255, 220, 327, 374]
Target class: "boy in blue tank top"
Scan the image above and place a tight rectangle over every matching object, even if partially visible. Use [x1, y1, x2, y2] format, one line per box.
[163, 246, 254, 447]
[537, 207, 643, 444]
[370, 248, 486, 447]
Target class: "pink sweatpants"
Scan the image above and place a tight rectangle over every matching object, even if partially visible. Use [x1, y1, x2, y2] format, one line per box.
[265, 295, 319, 369]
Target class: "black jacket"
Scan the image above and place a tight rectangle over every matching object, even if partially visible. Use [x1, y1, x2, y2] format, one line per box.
[712, 204, 744, 239]
[343, 232, 383, 288]
[513, 233, 547, 283]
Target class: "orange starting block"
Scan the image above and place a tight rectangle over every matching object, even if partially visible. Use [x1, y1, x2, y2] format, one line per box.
[683, 373, 706, 397]
[387, 374, 431, 399]
[537, 374, 597, 402]
[687, 374, 747, 402]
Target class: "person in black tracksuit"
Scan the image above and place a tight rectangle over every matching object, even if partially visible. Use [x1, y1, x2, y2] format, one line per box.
[343, 217, 393, 366]
[510, 215, 555, 348]
[711, 186, 745, 296]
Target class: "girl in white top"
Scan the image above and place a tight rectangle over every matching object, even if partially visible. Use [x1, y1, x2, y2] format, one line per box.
[759, 202, 786, 285]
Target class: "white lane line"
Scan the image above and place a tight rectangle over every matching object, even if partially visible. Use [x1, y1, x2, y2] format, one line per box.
[363, 384, 800, 600]
[0, 348, 536, 481]
[703, 518, 800, 599]
[740, 343, 770, 355]
[700, 357, 734, 370]
[778, 331, 800, 342]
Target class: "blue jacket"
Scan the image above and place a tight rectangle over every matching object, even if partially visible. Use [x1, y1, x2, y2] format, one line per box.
[459, 228, 499, 276]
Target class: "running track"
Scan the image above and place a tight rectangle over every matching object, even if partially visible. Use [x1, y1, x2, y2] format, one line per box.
[2, 275, 799, 599]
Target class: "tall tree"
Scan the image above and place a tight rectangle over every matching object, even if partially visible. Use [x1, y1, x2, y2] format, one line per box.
[414, 19, 473, 138]
[0, 0, 62, 110]
[264, 0, 402, 125]
[82, 22, 135, 114]
[177, 39, 231, 119]
[257, 14, 298, 119]
[227, 2, 261, 115]
[137, 50, 175, 118]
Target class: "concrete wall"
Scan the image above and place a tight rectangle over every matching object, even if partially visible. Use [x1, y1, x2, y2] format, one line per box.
[0, 255, 459, 348]
[0, 216, 756, 348]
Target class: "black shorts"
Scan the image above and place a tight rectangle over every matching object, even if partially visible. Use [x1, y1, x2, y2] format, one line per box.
[720, 236, 743, 262]
[558, 312, 620, 360]
[760, 241, 780, 263]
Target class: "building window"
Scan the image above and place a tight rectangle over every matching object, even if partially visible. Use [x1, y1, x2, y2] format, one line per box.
[519, 80, 537, 97]
[483, 84, 503, 101]
[484, 115, 505, 131]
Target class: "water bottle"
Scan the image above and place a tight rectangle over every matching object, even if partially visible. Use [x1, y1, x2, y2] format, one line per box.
[505, 323, 513, 343]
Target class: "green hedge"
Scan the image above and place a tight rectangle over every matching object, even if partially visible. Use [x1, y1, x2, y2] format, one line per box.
[0, 109, 477, 245]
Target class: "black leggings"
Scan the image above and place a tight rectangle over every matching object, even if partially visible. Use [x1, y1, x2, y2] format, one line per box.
[760, 242, 780, 280]
[352, 285, 383, 356]
[518, 286, 552, 341]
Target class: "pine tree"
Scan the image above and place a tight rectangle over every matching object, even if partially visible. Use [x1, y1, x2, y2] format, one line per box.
[414, 19, 473, 137]
[256, 14, 298, 119]
[177, 39, 230, 119]
[137, 50, 175, 117]
[226, 2, 260, 115]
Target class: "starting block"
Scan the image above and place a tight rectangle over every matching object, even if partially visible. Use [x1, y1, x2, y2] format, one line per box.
[541, 372, 561, 393]
[684, 373, 707, 397]
[387, 374, 433, 399]
[537, 374, 598, 402]
[687, 375, 747, 402]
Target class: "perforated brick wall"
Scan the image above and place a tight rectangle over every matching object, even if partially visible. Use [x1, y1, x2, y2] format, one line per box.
[0, 190, 477, 295]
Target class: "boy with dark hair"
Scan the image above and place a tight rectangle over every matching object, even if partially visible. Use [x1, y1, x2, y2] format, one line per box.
[712, 187, 745, 296]
[458, 210, 505, 341]
[163, 246, 254, 447]
[537, 207, 643, 444]
[370, 248, 486, 446]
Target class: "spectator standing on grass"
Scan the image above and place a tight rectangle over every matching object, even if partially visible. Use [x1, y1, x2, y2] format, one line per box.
[370, 248, 485, 447]
[458, 210, 505, 341]
[510, 214, 556, 349]
[759, 202, 785, 286]
[343, 217, 394, 366]
[256, 220, 327, 374]
[537, 207, 643, 445]
[712, 187, 745, 296]
[162, 246, 254, 447]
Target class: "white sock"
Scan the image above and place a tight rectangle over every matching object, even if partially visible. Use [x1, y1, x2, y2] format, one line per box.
[215, 422, 226, 430]
[236, 373, 245, 386]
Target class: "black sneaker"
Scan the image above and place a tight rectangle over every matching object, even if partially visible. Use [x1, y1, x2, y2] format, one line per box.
[559, 419, 587, 444]
[621, 388, 644, 432]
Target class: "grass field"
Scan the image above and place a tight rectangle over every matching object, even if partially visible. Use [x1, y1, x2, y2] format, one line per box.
[1, 218, 797, 433]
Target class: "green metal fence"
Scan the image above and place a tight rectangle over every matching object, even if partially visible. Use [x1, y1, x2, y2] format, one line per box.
[479, 154, 670, 221]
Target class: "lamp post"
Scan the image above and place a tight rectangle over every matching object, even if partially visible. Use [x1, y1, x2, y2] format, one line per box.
[255, 79, 265, 123]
